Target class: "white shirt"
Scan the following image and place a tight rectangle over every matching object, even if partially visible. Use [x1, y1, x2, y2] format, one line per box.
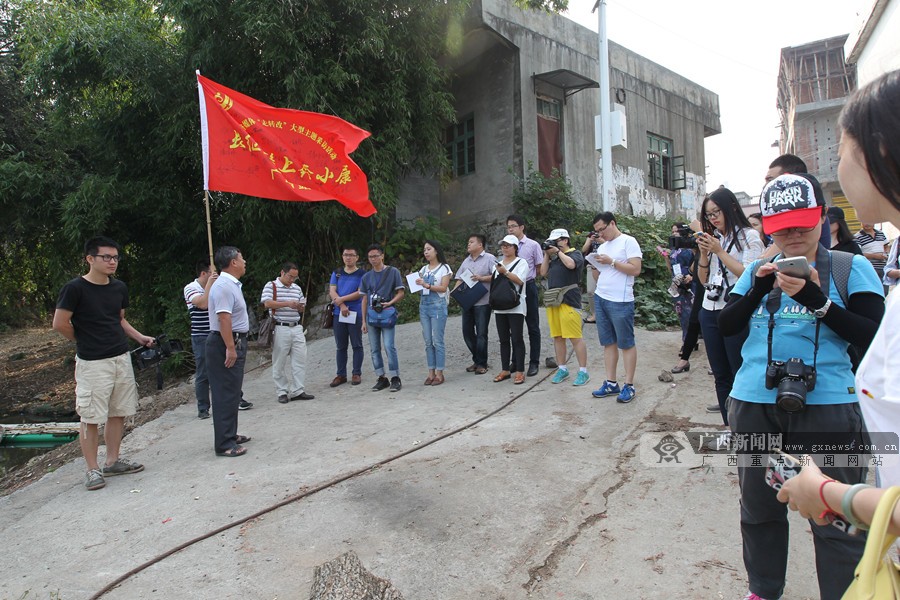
[492, 258, 529, 315]
[856, 287, 900, 486]
[701, 227, 764, 311]
[594, 233, 643, 302]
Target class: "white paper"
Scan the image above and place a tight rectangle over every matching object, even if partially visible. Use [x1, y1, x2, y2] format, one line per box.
[338, 310, 357, 324]
[457, 268, 477, 287]
[673, 264, 683, 276]
[585, 253, 604, 270]
[406, 272, 424, 293]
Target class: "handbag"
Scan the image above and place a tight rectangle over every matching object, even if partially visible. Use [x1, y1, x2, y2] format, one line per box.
[322, 302, 335, 329]
[255, 282, 277, 348]
[543, 284, 579, 307]
[367, 305, 398, 328]
[489, 260, 523, 311]
[842, 486, 900, 599]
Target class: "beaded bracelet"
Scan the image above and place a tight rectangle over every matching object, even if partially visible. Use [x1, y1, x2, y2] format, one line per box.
[841, 483, 873, 532]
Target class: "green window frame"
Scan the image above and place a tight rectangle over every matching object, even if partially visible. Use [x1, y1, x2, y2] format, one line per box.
[445, 115, 475, 177]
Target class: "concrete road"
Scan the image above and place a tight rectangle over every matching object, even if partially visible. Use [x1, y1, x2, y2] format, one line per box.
[0, 315, 821, 600]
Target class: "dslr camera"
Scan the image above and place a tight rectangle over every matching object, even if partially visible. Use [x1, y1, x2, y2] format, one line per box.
[370, 294, 385, 313]
[669, 226, 699, 250]
[542, 239, 559, 251]
[131, 334, 184, 371]
[765, 357, 817, 413]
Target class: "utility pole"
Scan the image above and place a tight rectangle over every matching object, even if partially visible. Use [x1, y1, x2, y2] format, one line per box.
[593, 0, 613, 211]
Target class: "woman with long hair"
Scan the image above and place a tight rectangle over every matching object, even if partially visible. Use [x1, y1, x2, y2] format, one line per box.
[415, 240, 453, 386]
[696, 187, 764, 425]
[826, 206, 862, 255]
[776, 69, 900, 557]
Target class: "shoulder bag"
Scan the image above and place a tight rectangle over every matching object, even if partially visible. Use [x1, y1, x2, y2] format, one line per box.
[842, 486, 900, 599]
[544, 284, 579, 307]
[256, 282, 277, 348]
[489, 260, 523, 311]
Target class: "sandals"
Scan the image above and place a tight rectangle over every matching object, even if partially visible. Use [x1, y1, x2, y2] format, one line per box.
[493, 371, 511, 382]
[432, 373, 444, 386]
[424, 375, 435, 385]
[513, 372, 526, 385]
[216, 445, 247, 457]
[466, 364, 477, 373]
[235, 435, 252, 444]
[475, 367, 488, 375]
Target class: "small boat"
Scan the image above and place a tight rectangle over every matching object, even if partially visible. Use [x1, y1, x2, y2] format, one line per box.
[0, 423, 80, 448]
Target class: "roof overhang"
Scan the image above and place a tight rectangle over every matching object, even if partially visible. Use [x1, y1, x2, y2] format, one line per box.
[532, 69, 599, 101]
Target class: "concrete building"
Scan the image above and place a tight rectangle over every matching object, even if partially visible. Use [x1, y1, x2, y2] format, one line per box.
[845, 0, 900, 238]
[397, 0, 720, 235]
[775, 35, 859, 230]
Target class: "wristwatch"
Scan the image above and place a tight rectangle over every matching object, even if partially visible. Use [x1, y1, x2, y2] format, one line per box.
[814, 298, 832, 319]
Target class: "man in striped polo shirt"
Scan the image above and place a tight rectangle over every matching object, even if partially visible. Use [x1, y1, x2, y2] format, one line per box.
[260, 262, 314, 403]
[854, 222, 889, 288]
[184, 261, 217, 419]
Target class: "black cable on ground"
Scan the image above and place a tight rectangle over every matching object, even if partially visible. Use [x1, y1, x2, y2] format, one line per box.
[90, 359, 564, 599]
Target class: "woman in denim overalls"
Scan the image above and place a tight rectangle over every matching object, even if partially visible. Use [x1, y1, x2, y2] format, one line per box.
[415, 240, 453, 386]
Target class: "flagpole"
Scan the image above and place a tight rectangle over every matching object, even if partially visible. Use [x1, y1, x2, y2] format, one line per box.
[204, 190, 215, 271]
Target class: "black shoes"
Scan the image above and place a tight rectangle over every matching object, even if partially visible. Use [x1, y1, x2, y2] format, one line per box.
[389, 376, 402, 392]
[372, 376, 390, 392]
[277, 394, 289, 404]
[239, 400, 253, 410]
[291, 392, 315, 401]
[527, 363, 540, 377]
[198, 410, 210, 419]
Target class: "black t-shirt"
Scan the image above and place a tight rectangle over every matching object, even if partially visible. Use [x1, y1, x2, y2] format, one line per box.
[547, 249, 585, 309]
[56, 276, 130, 360]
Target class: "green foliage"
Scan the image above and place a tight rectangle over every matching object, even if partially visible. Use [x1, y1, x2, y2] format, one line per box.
[383, 217, 453, 269]
[514, 0, 569, 11]
[511, 164, 592, 243]
[614, 216, 680, 330]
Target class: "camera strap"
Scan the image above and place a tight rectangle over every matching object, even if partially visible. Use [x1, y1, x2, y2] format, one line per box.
[765, 245, 832, 372]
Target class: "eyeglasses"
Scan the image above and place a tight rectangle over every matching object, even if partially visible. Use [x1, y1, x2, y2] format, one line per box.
[595, 224, 609, 232]
[91, 254, 121, 263]
[704, 208, 722, 220]
[342, 253, 358, 258]
[771, 225, 817, 236]
[506, 224, 522, 230]
[367, 254, 383, 260]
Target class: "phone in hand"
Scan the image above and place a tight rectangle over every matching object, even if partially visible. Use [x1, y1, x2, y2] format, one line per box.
[774, 256, 811, 279]
[764, 449, 860, 535]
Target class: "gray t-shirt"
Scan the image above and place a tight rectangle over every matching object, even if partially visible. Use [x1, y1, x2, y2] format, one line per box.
[208, 272, 250, 333]
[360, 266, 404, 302]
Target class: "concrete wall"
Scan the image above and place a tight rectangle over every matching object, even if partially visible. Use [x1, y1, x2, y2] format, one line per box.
[397, 0, 721, 231]
[847, 0, 900, 85]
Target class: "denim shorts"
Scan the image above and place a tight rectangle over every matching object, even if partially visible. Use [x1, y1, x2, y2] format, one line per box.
[594, 296, 636, 349]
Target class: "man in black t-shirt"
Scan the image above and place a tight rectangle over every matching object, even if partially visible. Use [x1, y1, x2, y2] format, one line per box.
[52, 236, 154, 491]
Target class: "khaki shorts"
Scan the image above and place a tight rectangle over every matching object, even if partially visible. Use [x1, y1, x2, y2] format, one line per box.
[74, 353, 138, 424]
[547, 303, 583, 339]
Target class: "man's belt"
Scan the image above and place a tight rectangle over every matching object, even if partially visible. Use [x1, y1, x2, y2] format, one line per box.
[211, 331, 248, 341]
[275, 321, 301, 327]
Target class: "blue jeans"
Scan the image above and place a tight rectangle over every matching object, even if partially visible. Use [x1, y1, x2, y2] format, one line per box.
[699, 307, 747, 425]
[368, 324, 399, 377]
[594, 296, 636, 349]
[334, 317, 363, 377]
[462, 304, 492, 368]
[419, 295, 448, 370]
[191, 333, 210, 413]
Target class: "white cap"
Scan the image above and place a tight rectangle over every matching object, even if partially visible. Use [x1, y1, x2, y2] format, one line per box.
[499, 234, 519, 246]
[547, 228, 570, 241]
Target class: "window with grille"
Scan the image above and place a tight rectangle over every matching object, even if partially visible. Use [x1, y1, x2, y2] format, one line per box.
[445, 115, 475, 177]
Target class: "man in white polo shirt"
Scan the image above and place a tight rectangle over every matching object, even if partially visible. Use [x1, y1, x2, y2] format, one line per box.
[261, 262, 314, 404]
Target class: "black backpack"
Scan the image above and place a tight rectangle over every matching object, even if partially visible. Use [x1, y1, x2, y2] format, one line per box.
[489, 260, 523, 311]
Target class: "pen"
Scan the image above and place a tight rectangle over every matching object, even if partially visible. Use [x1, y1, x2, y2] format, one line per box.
[861, 389, 875, 399]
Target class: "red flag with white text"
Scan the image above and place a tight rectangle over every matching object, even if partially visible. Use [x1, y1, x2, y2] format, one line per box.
[197, 73, 375, 217]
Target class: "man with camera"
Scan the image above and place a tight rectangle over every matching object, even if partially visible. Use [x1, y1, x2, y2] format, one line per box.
[260, 262, 313, 404]
[718, 173, 884, 600]
[184, 260, 217, 419]
[588, 212, 643, 403]
[540, 229, 589, 386]
[206, 246, 254, 458]
[360, 244, 405, 392]
[53, 236, 153, 490]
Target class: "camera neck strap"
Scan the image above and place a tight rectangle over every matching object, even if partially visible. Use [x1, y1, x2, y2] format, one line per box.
[713, 233, 739, 286]
[765, 244, 832, 370]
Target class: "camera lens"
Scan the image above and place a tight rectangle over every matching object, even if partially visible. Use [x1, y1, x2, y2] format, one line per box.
[776, 379, 807, 413]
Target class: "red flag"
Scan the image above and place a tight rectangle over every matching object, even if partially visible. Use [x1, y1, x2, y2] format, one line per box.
[197, 73, 375, 217]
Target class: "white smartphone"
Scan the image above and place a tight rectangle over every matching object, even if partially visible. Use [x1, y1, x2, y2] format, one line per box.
[774, 256, 811, 279]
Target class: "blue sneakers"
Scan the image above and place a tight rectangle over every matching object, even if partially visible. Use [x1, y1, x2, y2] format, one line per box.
[616, 383, 636, 403]
[591, 380, 620, 398]
[551, 369, 570, 384]
[573, 371, 590, 387]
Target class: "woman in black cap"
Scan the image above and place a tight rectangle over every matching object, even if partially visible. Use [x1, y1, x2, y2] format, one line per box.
[826, 206, 862, 255]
